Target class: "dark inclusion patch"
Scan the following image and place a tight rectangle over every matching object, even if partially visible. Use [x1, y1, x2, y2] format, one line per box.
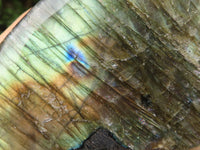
[73, 128, 131, 150]
[141, 95, 152, 108]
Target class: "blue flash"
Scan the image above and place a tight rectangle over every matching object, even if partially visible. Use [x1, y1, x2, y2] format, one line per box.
[65, 44, 89, 68]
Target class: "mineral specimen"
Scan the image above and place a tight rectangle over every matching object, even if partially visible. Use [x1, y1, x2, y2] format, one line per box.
[0, 0, 200, 149]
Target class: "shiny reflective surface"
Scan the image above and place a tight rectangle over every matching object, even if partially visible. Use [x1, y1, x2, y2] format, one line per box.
[0, 0, 200, 149]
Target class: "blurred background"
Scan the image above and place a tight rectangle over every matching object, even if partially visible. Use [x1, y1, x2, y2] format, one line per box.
[0, 0, 39, 34]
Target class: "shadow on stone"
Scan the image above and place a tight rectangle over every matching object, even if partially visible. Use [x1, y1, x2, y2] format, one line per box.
[74, 128, 132, 150]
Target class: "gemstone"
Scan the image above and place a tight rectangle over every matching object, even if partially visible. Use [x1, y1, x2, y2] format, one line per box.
[0, 0, 200, 149]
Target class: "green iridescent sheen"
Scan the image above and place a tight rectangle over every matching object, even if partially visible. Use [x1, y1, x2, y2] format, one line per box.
[0, 0, 200, 150]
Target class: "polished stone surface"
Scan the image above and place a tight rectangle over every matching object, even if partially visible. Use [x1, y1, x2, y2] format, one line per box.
[0, 0, 200, 149]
